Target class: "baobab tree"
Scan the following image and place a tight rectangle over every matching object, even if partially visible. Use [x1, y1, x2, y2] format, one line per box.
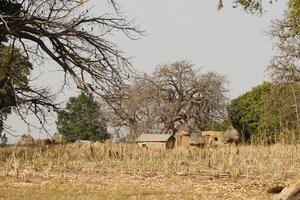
[105, 61, 228, 138]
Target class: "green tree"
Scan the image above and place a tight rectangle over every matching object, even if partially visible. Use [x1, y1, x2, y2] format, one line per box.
[228, 82, 300, 143]
[0, 44, 32, 132]
[217, 0, 277, 13]
[228, 82, 270, 142]
[56, 93, 109, 143]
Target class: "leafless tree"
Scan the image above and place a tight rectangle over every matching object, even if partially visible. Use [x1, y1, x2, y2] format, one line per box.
[149, 61, 228, 133]
[268, 9, 300, 128]
[105, 61, 228, 138]
[0, 0, 142, 130]
[103, 77, 158, 139]
[269, 12, 300, 83]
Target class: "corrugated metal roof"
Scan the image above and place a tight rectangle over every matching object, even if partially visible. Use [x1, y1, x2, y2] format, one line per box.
[136, 134, 174, 142]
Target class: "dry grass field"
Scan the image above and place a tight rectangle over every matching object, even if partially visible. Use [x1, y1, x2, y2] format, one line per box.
[0, 143, 299, 199]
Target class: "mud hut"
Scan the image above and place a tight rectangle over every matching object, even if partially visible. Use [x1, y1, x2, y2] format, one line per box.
[175, 123, 193, 147]
[223, 126, 240, 144]
[136, 134, 175, 150]
[189, 132, 204, 147]
[201, 131, 224, 147]
[35, 139, 52, 146]
[17, 133, 35, 146]
[175, 131, 190, 147]
[52, 132, 64, 144]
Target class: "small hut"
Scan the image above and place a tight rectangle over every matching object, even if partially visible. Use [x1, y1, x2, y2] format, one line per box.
[223, 126, 240, 144]
[35, 138, 52, 146]
[52, 132, 64, 144]
[17, 133, 35, 146]
[189, 132, 204, 147]
[201, 131, 224, 147]
[175, 131, 190, 147]
[175, 123, 192, 147]
[136, 134, 175, 150]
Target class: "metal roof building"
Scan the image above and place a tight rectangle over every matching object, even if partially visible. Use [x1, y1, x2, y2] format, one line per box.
[136, 134, 175, 150]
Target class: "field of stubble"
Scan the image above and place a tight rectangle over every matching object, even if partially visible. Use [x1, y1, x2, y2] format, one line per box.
[0, 143, 299, 200]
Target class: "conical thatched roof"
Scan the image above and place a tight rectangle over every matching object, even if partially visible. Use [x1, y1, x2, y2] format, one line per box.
[189, 132, 203, 145]
[177, 123, 191, 133]
[35, 138, 52, 146]
[17, 133, 35, 146]
[52, 132, 64, 144]
[223, 126, 240, 143]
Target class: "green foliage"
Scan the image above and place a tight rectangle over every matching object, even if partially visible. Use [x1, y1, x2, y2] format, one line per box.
[286, 0, 300, 35]
[228, 83, 268, 142]
[56, 93, 109, 143]
[228, 82, 300, 144]
[0, 45, 31, 86]
[0, 45, 32, 133]
[0, 133, 7, 147]
[212, 118, 232, 132]
[233, 0, 277, 13]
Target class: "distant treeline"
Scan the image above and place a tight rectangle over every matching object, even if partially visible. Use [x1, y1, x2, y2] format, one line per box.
[216, 82, 300, 144]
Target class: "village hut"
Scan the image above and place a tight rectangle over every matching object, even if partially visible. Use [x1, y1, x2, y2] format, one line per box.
[189, 132, 204, 147]
[175, 131, 190, 147]
[175, 123, 192, 147]
[201, 131, 224, 147]
[74, 140, 93, 145]
[223, 126, 240, 144]
[35, 138, 52, 146]
[52, 132, 64, 144]
[17, 133, 35, 146]
[136, 134, 175, 150]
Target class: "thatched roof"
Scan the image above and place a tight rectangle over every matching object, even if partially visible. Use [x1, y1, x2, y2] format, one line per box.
[223, 126, 239, 142]
[189, 132, 203, 145]
[177, 123, 191, 133]
[17, 133, 35, 146]
[136, 134, 174, 142]
[52, 132, 64, 144]
[176, 130, 190, 137]
[35, 139, 52, 146]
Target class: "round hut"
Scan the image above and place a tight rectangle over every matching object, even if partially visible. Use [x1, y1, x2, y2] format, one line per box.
[175, 123, 192, 147]
[17, 133, 35, 146]
[189, 132, 204, 147]
[35, 138, 52, 146]
[52, 132, 64, 144]
[223, 126, 240, 144]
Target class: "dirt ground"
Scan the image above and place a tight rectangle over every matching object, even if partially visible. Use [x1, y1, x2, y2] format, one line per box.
[0, 144, 298, 199]
[0, 166, 294, 199]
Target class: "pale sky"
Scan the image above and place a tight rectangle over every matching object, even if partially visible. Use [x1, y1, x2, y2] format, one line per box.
[5, 0, 287, 143]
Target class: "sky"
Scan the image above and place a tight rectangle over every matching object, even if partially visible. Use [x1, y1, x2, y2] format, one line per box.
[5, 0, 287, 143]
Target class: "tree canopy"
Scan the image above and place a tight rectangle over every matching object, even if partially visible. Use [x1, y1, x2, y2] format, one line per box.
[105, 61, 228, 139]
[269, 0, 300, 83]
[0, 44, 32, 133]
[0, 0, 142, 130]
[56, 93, 109, 143]
[228, 82, 300, 143]
[218, 0, 278, 13]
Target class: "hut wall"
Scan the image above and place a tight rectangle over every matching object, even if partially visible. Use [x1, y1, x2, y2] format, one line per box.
[166, 137, 175, 149]
[202, 131, 224, 147]
[175, 136, 182, 147]
[137, 142, 166, 150]
[180, 135, 190, 147]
